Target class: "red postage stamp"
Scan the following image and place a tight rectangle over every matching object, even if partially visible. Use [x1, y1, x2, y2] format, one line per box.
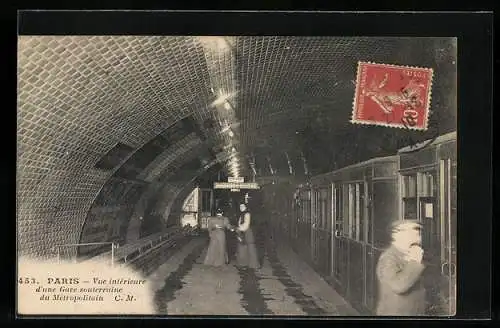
[351, 61, 434, 130]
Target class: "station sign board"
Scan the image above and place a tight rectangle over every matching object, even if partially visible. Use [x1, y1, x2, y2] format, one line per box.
[228, 177, 244, 183]
[214, 182, 260, 190]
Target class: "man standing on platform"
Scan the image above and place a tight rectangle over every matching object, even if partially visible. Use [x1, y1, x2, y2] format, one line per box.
[225, 198, 238, 263]
[375, 220, 427, 316]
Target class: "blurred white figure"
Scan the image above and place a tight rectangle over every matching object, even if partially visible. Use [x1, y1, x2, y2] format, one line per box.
[375, 220, 426, 316]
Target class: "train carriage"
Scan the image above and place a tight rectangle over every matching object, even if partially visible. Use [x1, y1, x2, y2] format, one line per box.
[306, 155, 400, 313]
[397, 131, 457, 315]
[289, 131, 457, 315]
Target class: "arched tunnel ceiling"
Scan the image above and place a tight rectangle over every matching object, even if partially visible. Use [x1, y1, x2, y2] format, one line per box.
[17, 35, 457, 257]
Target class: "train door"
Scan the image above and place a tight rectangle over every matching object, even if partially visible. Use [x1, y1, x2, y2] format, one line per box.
[363, 180, 376, 310]
[292, 190, 300, 244]
[311, 189, 319, 263]
[401, 171, 438, 257]
[440, 158, 457, 315]
[300, 189, 312, 257]
[402, 168, 452, 314]
[312, 187, 330, 275]
[346, 182, 365, 308]
[198, 188, 213, 230]
[332, 183, 349, 294]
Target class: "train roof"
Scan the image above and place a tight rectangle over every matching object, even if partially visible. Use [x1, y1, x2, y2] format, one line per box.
[310, 155, 399, 182]
[309, 131, 456, 183]
[397, 131, 457, 153]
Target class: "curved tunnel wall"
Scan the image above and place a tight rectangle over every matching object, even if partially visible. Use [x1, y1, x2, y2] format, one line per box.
[124, 131, 207, 239]
[79, 135, 218, 257]
[17, 36, 216, 259]
[17, 35, 457, 260]
[78, 177, 147, 257]
[125, 150, 225, 247]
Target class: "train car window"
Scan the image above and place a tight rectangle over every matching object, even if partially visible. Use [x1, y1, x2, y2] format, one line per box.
[346, 184, 354, 238]
[343, 185, 350, 238]
[324, 190, 329, 229]
[366, 182, 373, 244]
[326, 189, 332, 232]
[320, 189, 328, 230]
[402, 174, 418, 220]
[419, 172, 436, 197]
[354, 184, 360, 241]
[335, 185, 343, 235]
[344, 182, 365, 242]
[314, 190, 319, 229]
[403, 174, 417, 197]
[301, 190, 312, 225]
[358, 183, 365, 243]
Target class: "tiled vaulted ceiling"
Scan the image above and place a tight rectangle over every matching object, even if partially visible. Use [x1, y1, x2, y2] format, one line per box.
[17, 36, 456, 257]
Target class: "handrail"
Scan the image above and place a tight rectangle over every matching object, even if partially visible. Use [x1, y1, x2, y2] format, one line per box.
[53, 242, 118, 267]
[95, 227, 187, 264]
[52, 227, 189, 268]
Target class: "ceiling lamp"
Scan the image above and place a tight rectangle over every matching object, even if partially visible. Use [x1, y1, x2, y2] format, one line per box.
[212, 93, 230, 107]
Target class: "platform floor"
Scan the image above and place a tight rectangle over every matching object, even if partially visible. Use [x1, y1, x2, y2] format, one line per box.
[149, 232, 358, 316]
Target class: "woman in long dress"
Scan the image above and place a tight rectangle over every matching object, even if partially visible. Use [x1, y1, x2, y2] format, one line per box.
[236, 203, 260, 269]
[204, 209, 232, 267]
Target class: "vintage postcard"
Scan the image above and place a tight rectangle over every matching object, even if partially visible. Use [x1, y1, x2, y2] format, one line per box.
[16, 11, 471, 318]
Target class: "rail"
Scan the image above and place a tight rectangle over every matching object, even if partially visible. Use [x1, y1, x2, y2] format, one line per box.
[52, 242, 118, 267]
[92, 226, 194, 265]
[51, 226, 195, 268]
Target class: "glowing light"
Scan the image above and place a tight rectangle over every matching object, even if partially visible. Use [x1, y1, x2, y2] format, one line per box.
[198, 36, 230, 52]
[209, 91, 238, 110]
[228, 130, 234, 138]
[211, 93, 230, 107]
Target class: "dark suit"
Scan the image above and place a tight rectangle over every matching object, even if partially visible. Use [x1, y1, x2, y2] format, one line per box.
[226, 212, 238, 262]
